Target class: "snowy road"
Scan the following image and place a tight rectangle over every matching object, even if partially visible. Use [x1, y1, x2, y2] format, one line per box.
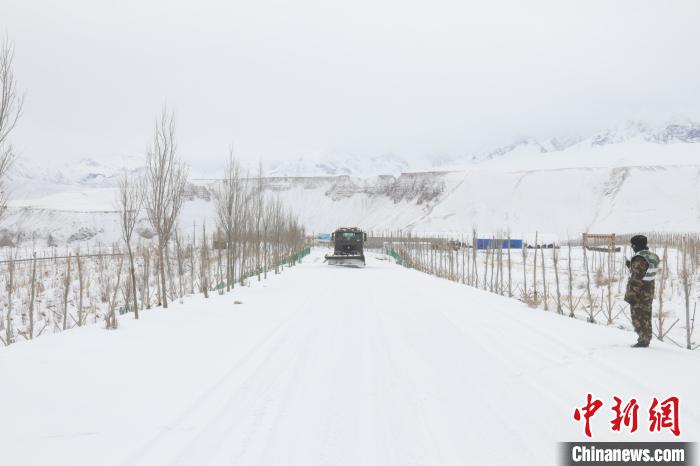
[1, 250, 698, 466]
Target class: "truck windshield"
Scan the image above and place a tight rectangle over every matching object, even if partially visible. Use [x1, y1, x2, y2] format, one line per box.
[338, 232, 361, 241]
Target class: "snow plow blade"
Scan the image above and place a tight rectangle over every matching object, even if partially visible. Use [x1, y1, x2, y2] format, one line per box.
[325, 254, 366, 267]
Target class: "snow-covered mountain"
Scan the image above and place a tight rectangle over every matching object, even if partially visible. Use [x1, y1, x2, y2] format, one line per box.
[591, 118, 700, 146]
[262, 119, 700, 176]
[434, 118, 700, 169]
[2, 118, 700, 245]
[7, 155, 143, 199]
[267, 153, 410, 177]
[8, 118, 700, 186]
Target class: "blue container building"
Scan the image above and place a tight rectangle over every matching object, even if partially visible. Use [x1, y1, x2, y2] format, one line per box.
[476, 238, 523, 250]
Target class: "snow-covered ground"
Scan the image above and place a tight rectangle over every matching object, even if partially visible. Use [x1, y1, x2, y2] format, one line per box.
[1, 250, 697, 466]
[383, 242, 699, 348]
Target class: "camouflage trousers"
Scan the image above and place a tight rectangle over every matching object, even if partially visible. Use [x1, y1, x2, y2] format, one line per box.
[630, 301, 652, 345]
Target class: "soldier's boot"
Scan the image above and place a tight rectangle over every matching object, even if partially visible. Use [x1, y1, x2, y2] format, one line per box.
[630, 304, 652, 348]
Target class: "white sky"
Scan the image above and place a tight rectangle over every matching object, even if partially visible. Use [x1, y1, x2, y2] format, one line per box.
[3, 0, 700, 169]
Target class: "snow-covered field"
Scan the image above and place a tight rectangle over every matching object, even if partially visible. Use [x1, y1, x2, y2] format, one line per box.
[1, 250, 697, 466]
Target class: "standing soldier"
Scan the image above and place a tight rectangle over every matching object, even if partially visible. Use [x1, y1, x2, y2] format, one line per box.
[624, 235, 660, 347]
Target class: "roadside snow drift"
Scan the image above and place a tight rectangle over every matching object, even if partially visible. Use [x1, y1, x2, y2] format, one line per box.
[0, 250, 698, 466]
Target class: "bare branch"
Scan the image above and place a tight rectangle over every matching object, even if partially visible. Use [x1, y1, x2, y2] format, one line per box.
[0, 36, 24, 221]
[118, 172, 145, 317]
[144, 107, 189, 309]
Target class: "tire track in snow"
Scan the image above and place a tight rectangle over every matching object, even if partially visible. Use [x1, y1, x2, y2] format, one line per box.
[167, 271, 338, 466]
[376, 272, 543, 464]
[119, 253, 700, 466]
[122, 286, 324, 466]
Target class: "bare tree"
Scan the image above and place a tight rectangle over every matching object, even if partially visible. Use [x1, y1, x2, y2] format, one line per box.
[552, 245, 562, 314]
[656, 244, 669, 341]
[213, 153, 242, 290]
[62, 253, 72, 330]
[28, 252, 37, 338]
[174, 231, 184, 301]
[4, 253, 15, 345]
[254, 161, 265, 281]
[0, 36, 24, 222]
[506, 233, 512, 297]
[200, 222, 210, 298]
[105, 255, 124, 330]
[540, 244, 548, 310]
[76, 250, 85, 326]
[237, 181, 251, 284]
[144, 108, 188, 309]
[118, 172, 144, 318]
[141, 244, 151, 309]
[680, 236, 693, 349]
[521, 245, 528, 300]
[567, 242, 575, 317]
[582, 243, 595, 323]
[262, 198, 275, 280]
[532, 232, 538, 301]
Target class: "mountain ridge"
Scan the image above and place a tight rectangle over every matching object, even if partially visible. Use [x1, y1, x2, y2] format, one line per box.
[7, 119, 700, 189]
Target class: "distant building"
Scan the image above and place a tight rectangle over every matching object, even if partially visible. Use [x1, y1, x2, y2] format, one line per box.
[476, 238, 523, 250]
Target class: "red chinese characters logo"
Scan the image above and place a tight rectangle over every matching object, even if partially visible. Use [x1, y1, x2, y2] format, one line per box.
[573, 394, 680, 438]
[611, 396, 639, 433]
[649, 396, 681, 437]
[573, 393, 603, 438]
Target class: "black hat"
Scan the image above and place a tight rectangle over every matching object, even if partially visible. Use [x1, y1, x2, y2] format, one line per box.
[630, 234, 648, 250]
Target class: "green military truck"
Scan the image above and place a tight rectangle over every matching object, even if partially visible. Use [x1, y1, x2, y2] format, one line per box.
[324, 227, 367, 267]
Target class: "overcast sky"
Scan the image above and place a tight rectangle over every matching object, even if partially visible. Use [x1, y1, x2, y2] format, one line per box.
[3, 0, 700, 169]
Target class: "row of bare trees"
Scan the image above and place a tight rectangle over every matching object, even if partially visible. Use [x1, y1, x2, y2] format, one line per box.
[117, 107, 188, 317]
[113, 108, 307, 327]
[211, 156, 303, 292]
[380, 230, 698, 350]
[0, 34, 308, 344]
[0, 222, 308, 344]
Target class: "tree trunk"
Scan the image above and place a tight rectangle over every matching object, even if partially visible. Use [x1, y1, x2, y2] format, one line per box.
[28, 252, 37, 339]
[158, 244, 168, 308]
[128, 243, 139, 319]
[77, 251, 84, 325]
[62, 254, 72, 330]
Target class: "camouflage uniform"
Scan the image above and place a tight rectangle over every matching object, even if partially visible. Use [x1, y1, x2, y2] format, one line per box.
[624, 251, 658, 346]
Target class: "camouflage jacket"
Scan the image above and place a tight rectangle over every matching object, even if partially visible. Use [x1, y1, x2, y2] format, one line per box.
[624, 255, 655, 304]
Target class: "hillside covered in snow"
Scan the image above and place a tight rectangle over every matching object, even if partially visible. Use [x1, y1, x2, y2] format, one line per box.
[2, 120, 700, 245]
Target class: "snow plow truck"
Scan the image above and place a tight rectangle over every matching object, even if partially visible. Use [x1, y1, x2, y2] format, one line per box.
[325, 227, 367, 267]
